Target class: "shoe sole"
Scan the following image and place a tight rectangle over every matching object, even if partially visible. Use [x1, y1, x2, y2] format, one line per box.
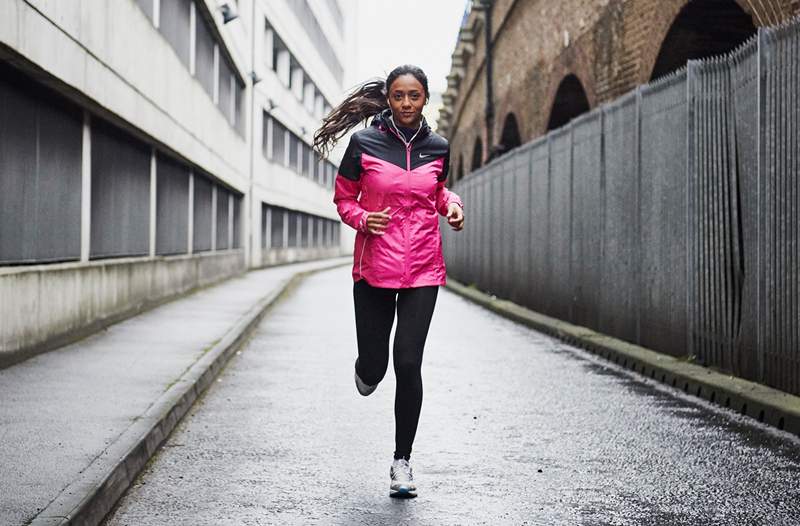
[354, 371, 377, 396]
[389, 486, 417, 499]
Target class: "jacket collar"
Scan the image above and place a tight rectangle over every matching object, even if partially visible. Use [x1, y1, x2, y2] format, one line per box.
[371, 108, 430, 144]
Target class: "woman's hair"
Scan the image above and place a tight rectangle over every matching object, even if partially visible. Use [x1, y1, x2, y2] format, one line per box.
[313, 65, 429, 158]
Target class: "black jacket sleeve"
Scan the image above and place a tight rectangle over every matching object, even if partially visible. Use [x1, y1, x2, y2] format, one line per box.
[337, 135, 363, 181]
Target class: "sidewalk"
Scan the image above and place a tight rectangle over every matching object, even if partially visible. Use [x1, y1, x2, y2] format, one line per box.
[0, 257, 349, 526]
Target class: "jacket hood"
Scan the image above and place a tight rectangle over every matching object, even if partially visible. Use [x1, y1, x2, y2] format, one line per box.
[371, 108, 431, 140]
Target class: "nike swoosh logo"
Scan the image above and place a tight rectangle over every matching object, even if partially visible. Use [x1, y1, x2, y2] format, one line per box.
[419, 153, 430, 159]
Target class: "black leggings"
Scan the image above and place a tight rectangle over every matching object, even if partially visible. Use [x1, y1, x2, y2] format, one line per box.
[353, 279, 439, 460]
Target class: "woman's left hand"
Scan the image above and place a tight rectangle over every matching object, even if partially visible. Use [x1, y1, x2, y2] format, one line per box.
[446, 203, 464, 231]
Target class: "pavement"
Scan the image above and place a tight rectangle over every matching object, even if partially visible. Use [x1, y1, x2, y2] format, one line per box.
[0, 257, 350, 526]
[102, 266, 800, 526]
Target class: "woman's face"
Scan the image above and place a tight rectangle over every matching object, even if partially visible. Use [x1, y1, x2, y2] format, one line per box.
[387, 74, 427, 128]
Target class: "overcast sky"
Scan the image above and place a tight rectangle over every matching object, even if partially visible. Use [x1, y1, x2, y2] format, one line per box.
[349, 0, 469, 94]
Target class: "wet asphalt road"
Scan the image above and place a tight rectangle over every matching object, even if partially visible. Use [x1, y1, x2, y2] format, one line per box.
[104, 266, 800, 525]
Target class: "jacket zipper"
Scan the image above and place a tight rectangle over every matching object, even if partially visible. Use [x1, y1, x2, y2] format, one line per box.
[387, 116, 422, 285]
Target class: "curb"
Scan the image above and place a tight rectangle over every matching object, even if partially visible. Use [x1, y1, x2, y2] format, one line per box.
[29, 260, 349, 526]
[445, 278, 800, 438]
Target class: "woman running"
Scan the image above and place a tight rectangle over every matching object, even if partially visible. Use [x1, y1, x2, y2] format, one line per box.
[314, 64, 464, 498]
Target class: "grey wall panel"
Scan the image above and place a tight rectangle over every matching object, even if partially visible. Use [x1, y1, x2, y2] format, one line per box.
[287, 210, 298, 247]
[156, 155, 190, 256]
[761, 24, 800, 394]
[499, 157, 515, 299]
[193, 175, 213, 252]
[159, 0, 191, 67]
[270, 207, 285, 248]
[217, 59, 233, 124]
[528, 139, 550, 315]
[548, 128, 573, 322]
[640, 74, 689, 357]
[90, 121, 150, 259]
[233, 194, 241, 249]
[215, 186, 230, 250]
[570, 112, 603, 330]
[731, 40, 760, 382]
[195, 11, 216, 99]
[600, 95, 639, 343]
[0, 68, 82, 264]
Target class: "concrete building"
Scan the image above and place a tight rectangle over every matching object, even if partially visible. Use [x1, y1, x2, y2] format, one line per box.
[0, 0, 352, 366]
[440, 0, 800, 182]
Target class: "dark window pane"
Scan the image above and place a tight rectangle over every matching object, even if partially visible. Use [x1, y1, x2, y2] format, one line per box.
[90, 120, 151, 258]
[216, 186, 229, 250]
[193, 175, 213, 252]
[156, 155, 190, 255]
[270, 206, 284, 248]
[159, 0, 192, 67]
[195, 10, 216, 98]
[0, 66, 82, 263]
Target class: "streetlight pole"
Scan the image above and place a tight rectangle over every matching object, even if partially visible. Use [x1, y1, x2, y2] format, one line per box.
[482, 0, 495, 155]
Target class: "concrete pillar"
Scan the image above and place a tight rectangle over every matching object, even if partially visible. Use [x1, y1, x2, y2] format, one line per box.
[213, 44, 220, 104]
[228, 193, 234, 248]
[149, 148, 157, 257]
[189, 1, 196, 76]
[187, 172, 194, 255]
[266, 115, 273, 160]
[282, 210, 288, 248]
[265, 206, 272, 250]
[80, 111, 91, 262]
[211, 185, 217, 251]
[153, 0, 161, 28]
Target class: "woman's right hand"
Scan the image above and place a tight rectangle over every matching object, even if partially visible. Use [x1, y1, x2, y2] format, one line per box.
[366, 207, 392, 235]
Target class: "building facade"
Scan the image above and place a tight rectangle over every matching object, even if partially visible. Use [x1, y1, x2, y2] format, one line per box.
[440, 0, 800, 182]
[0, 0, 350, 365]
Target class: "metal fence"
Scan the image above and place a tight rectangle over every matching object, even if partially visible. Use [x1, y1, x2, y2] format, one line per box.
[443, 20, 800, 395]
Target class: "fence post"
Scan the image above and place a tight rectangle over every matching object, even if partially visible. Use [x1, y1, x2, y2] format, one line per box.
[686, 61, 696, 361]
[634, 86, 643, 345]
[755, 27, 767, 384]
[568, 122, 575, 323]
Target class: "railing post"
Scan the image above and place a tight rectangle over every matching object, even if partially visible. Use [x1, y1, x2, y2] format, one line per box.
[686, 61, 697, 362]
[634, 86, 643, 345]
[756, 27, 767, 384]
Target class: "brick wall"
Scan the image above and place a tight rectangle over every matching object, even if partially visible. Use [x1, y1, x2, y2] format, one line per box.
[444, 0, 800, 180]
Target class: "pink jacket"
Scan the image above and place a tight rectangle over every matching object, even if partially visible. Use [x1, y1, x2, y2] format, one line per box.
[333, 110, 463, 289]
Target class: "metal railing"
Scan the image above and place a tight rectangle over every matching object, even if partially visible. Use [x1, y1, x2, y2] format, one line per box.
[443, 18, 800, 395]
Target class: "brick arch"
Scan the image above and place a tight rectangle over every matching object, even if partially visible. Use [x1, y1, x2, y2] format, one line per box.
[540, 47, 596, 135]
[640, 0, 760, 84]
[544, 72, 592, 132]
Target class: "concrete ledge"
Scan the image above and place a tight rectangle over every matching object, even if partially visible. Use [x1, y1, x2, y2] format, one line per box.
[0, 251, 246, 369]
[446, 278, 800, 437]
[29, 259, 348, 526]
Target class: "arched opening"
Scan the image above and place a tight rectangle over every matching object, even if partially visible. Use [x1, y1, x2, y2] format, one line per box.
[471, 136, 483, 171]
[500, 113, 522, 152]
[650, 0, 756, 80]
[546, 74, 590, 131]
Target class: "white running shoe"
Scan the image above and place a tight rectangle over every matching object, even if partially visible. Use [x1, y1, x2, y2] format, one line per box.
[389, 458, 417, 498]
[354, 361, 377, 396]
